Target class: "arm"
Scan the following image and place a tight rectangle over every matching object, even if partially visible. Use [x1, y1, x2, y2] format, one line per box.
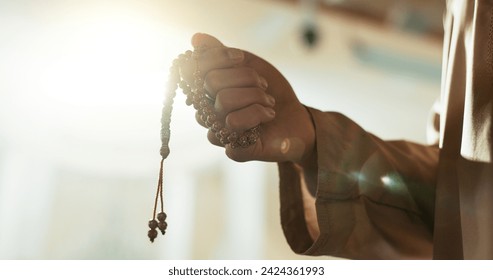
[281, 108, 438, 259]
[185, 33, 438, 259]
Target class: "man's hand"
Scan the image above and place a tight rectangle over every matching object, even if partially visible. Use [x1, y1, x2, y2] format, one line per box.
[180, 33, 315, 164]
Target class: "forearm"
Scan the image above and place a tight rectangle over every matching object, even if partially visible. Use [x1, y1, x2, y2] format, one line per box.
[279, 107, 438, 259]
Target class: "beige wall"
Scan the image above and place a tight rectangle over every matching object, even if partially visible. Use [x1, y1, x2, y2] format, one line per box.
[0, 0, 440, 259]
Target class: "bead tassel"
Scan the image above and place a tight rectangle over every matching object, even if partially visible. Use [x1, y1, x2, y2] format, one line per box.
[148, 47, 260, 243]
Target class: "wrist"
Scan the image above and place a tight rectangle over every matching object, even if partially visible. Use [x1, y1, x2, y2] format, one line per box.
[295, 106, 318, 196]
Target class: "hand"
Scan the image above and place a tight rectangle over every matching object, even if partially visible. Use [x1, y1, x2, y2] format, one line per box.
[181, 33, 315, 164]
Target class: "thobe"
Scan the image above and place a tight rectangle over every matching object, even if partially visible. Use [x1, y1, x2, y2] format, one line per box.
[279, 0, 493, 259]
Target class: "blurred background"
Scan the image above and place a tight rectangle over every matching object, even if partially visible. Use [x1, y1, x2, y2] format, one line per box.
[0, 0, 443, 259]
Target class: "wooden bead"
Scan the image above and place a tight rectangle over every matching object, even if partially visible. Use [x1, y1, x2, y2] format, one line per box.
[199, 99, 209, 109]
[185, 95, 193, 106]
[211, 121, 222, 133]
[248, 132, 258, 144]
[157, 212, 167, 222]
[206, 113, 217, 126]
[219, 128, 230, 138]
[148, 219, 158, 229]
[179, 80, 188, 89]
[158, 221, 168, 235]
[148, 229, 158, 242]
[160, 146, 170, 159]
[200, 112, 208, 123]
[227, 132, 238, 143]
[238, 135, 249, 147]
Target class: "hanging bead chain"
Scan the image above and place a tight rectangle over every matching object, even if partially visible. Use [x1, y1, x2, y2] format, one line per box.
[147, 46, 260, 243]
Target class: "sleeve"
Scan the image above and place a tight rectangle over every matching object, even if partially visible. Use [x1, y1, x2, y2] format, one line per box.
[278, 107, 439, 259]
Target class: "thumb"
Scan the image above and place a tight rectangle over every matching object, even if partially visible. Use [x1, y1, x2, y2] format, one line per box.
[191, 33, 224, 48]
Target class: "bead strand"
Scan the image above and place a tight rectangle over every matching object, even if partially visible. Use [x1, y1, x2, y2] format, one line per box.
[148, 46, 261, 243]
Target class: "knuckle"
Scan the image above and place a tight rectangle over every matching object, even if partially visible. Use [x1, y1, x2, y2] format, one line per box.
[226, 112, 258, 131]
[244, 67, 258, 81]
[225, 113, 242, 130]
[214, 89, 233, 113]
[252, 103, 265, 113]
[252, 88, 265, 97]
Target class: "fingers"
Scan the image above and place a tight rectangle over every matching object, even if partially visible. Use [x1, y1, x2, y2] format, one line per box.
[199, 94, 276, 148]
[200, 47, 245, 72]
[215, 87, 274, 116]
[179, 47, 245, 85]
[185, 33, 276, 151]
[193, 66, 275, 139]
[225, 104, 275, 131]
[204, 67, 268, 97]
[204, 84, 276, 132]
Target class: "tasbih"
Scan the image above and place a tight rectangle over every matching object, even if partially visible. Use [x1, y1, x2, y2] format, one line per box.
[147, 46, 261, 242]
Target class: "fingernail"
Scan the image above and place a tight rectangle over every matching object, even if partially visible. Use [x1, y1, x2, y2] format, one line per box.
[266, 107, 276, 117]
[259, 76, 268, 89]
[227, 48, 244, 60]
[267, 95, 276, 106]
